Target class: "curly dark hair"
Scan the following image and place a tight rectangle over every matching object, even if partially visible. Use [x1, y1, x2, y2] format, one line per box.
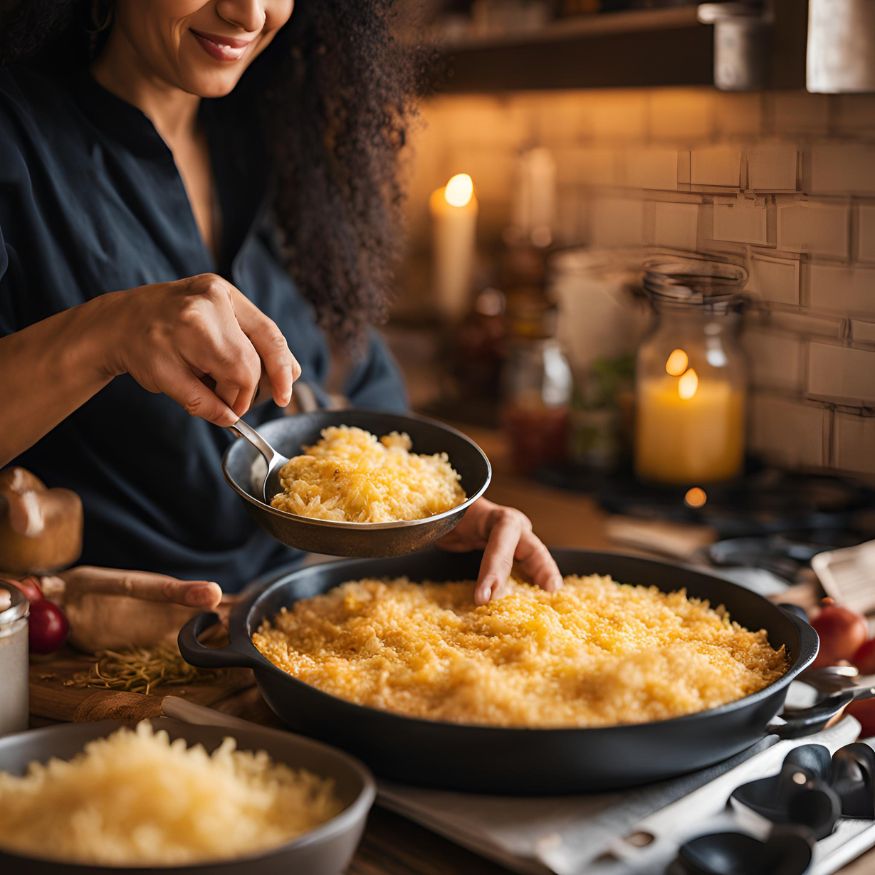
[0, 0, 423, 343]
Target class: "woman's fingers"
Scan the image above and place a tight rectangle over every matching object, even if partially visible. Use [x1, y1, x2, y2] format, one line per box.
[163, 363, 238, 427]
[60, 566, 223, 608]
[514, 528, 564, 595]
[474, 508, 525, 605]
[231, 290, 300, 408]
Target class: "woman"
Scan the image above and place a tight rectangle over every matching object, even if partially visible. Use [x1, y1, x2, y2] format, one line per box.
[0, 0, 561, 605]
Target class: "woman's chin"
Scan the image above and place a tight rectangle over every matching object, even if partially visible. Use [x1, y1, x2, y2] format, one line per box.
[180, 69, 246, 99]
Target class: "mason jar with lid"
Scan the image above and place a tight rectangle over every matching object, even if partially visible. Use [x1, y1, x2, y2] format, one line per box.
[634, 257, 748, 486]
[0, 580, 29, 735]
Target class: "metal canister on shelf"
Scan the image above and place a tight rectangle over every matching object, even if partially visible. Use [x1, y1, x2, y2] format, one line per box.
[0, 580, 29, 735]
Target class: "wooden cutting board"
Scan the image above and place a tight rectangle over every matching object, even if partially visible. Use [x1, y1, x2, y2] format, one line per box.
[28, 647, 278, 726]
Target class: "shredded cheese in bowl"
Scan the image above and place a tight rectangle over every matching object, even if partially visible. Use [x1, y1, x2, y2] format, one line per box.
[252, 576, 788, 728]
[0, 722, 341, 866]
[269, 426, 466, 523]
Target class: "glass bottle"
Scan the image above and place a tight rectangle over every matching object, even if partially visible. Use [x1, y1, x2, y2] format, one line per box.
[634, 257, 748, 486]
[501, 290, 573, 474]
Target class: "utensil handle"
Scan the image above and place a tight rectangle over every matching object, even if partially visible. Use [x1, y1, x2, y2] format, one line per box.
[767, 690, 856, 739]
[177, 612, 262, 670]
[227, 418, 278, 468]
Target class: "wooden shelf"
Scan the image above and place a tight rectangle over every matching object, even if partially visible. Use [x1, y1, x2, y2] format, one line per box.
[438, 6, 702, 52]
[419, 2, 806, 93]
[427, 7, 712, 92]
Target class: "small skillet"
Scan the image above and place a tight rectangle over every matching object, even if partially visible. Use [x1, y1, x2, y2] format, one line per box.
[222, 410, 491, 557]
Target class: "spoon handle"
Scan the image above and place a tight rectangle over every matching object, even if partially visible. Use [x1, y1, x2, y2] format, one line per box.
[227, 419, 279, 468]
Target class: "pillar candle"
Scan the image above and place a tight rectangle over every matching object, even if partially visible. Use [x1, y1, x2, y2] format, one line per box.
[430, 173, 478, 321]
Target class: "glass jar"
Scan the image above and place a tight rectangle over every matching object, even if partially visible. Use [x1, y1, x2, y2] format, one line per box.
[0, 580, 29, 735]
[501, 291, 573, 474]
[634, 257, 748, 486]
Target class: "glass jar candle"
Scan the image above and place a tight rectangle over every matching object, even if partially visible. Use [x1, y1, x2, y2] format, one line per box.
[634, 257, 748, 486]
[0, 580, 29, 735]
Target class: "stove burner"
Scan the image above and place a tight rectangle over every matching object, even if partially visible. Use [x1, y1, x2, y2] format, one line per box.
[730, 742, 875, 840]
[536, 463, 875, 578]
[708, 531, 867, 581]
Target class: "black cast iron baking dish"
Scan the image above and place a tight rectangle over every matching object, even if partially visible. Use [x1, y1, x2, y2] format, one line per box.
[0, 718, 375, 875]
[179, 550, 822, 795]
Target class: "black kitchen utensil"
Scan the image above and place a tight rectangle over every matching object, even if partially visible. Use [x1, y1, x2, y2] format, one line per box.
[180, 550, 828, 794]
[668, 827, 814, 875]
[222, 411, 490, 557]
[0, 718, 375, 875]
[730, 741, 875, 840]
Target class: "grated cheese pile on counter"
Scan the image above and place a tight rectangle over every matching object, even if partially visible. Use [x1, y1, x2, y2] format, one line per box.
[270, 426, 466, 522]
[0, 722, 340, 866]
[253, 576, 788, 728]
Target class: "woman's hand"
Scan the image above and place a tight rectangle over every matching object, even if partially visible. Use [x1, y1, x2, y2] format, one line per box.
[103, 274, 301, 426]
[436, 498, 562, 605]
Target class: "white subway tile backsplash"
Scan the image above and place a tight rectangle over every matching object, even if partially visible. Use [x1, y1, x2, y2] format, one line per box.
[834, 95, 875, 135]
[712, 196, 770, 245]
[769, 311, 847, 339]
[690, 146, 742, 187]
[590, 91, 648, 142]
[744, 329, 804, 390]
[808, 343, 875, 404]
[554, 147, 618, 186]
[859, 204, 875, 263]
[649, 201, 699, 249]
[648, 89, 714, 142]
[852, 320, 875, 345]
[589, 197, 645, 247]
[750, 394, 828, 468]
[834, 413, 875, 474]
[621, 148, 680, 190]
[713, 92, 763, 138]
[769, 92, 831, 135]
[809, 144, 875, 196]
[777, 201, 849, 257]
[747, 145, 798, 192]
[748, 254, 800, 305]
[809, 264, 875, 316]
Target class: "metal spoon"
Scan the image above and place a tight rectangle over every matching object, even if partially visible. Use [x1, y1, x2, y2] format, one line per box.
[227, 420, 288, 504]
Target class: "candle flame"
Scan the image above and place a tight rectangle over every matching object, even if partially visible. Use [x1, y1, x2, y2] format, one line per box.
[684, 487, 708, 508]
[665, 348, 689, 377]
[444, 173, 474, 208]
[678, 367, 699, 400]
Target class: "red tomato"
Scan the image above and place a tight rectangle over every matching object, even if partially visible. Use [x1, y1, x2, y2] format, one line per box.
[0, 575, 43, 603]
[852, 638, 875, 675]
[811, 599, 868, 668]
[28, 599, 69, 654]
[848, 699, 875, 739]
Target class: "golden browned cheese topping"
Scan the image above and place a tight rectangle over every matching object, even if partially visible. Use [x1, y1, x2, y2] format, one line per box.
[269, 426, 466, 523]
[252, 576, 788, 728]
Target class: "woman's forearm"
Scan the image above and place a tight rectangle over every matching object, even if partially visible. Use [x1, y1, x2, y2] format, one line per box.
[0, 293, 121, 467]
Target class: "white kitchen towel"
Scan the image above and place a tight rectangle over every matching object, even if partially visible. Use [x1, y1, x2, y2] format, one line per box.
[378, 718, 861, 875]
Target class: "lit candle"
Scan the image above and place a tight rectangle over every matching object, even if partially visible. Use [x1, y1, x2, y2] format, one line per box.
[429, 173, 478, 321]
[635, 350, 745, 484]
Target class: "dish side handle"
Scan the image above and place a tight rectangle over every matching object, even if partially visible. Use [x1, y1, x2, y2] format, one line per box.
[178, 612, 262, 670]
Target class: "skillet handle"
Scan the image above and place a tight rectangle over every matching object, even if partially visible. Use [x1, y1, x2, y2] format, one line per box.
[766, 690, 856, 739]
[177, 612, 262, 670]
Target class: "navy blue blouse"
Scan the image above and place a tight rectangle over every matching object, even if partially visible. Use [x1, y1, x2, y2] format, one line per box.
[0, 65, 407, 590]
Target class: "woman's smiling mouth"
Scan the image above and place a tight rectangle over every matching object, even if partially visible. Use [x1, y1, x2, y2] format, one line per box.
[190, 29, 255, 62]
